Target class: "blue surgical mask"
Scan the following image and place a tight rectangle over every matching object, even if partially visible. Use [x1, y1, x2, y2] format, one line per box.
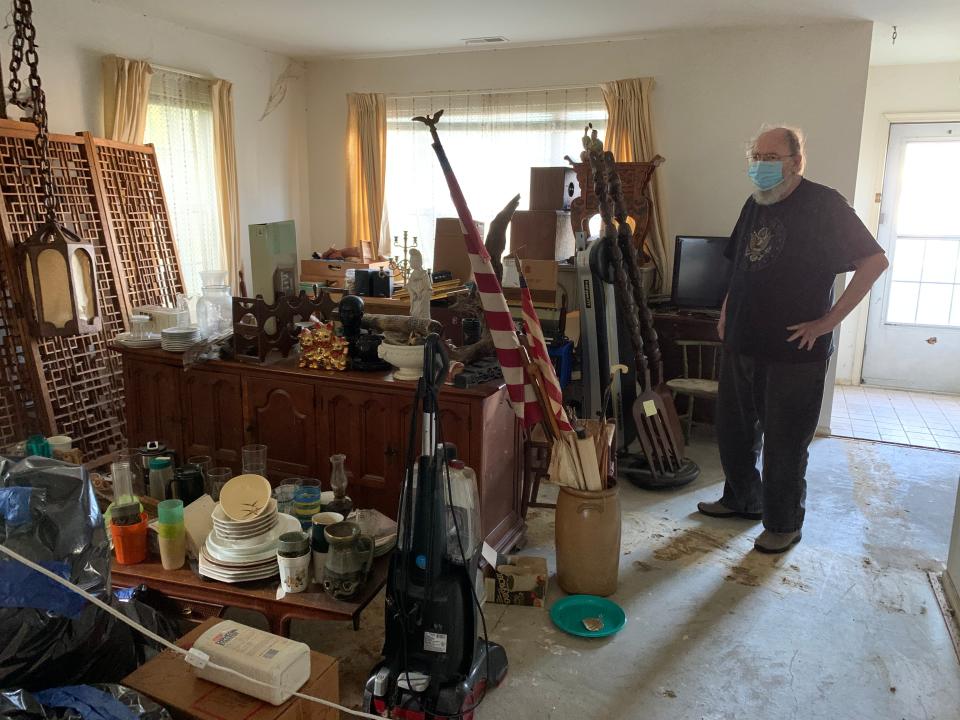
[747, 160, 785, 191]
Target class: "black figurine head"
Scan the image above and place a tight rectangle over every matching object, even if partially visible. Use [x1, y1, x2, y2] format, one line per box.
[339, 294, 365, 334]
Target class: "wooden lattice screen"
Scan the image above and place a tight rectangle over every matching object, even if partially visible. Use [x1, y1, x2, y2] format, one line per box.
[0, 120, 184, 464]
[92, 137, 184, 311]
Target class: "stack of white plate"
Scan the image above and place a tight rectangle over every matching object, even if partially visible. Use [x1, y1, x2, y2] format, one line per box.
[114, 331, 162, 349]
[200, 504, 300, 583]
[213, 498, 279, 538]
[161, 325, 200, 352]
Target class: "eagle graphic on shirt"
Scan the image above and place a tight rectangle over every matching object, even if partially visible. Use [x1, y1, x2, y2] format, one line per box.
[743, 217, 785, 271]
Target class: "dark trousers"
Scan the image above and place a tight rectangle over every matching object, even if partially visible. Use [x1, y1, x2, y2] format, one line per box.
[716, 351, 828, 533]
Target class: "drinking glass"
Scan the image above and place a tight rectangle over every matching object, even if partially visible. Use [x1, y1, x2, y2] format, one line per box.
[116, 448, 148, 495]
[293, 477, 322, 529]
[111, 460, 137, 505]
[274, 479, 302, 516]
[242, 444, 268, 475]
[207, 467, 232, 502]
[353, 508, 377, 537]
[130, 314, 151, 340]
[187, 455, 213, 484]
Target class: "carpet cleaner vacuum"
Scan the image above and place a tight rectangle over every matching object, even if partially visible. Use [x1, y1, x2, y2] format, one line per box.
[363, 334, 508, 719]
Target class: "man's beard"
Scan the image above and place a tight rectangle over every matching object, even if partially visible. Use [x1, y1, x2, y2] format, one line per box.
[753, 173, 801, 205]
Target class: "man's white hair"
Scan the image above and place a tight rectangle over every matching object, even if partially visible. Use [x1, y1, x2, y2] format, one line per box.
[748, 124, 806, 174]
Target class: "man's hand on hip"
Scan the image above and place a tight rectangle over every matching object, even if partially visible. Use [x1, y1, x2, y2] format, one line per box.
[786, 317, 835, 351]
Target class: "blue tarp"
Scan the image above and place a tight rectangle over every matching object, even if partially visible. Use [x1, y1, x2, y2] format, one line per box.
[34, 686, 139, 720]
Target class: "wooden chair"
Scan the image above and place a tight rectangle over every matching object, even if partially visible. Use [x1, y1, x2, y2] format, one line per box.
[666, 340, 723, 440]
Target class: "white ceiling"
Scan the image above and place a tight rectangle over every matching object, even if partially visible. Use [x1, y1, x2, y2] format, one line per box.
[95, 0, 960, 65]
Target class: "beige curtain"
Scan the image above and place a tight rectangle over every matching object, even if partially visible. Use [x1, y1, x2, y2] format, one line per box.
[211, 79, 241, 293]
[600, 78, 670, 293]
[346, 93, 388, 253]
[101, 55, 153, 143]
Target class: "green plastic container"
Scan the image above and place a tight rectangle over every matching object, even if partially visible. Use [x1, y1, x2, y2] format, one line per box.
[157, 498, 184, 525]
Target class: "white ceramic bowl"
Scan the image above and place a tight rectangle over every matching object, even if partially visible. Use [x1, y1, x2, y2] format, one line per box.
[378, 342, 426, 381]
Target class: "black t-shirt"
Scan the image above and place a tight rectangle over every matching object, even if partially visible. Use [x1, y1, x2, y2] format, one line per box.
[723, 178, 883, 363]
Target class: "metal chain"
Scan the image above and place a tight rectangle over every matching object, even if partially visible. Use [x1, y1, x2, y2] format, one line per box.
[7, 0, 27, 109]
[8, 0, 55, 221]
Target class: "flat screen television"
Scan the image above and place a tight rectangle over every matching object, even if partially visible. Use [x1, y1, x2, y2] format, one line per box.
[670, 236, 733, 310]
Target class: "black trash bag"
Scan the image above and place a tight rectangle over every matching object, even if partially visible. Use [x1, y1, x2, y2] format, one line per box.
[0, 456, 138, 689]
[113, 586, 182, 666]
[0, 684, 171, 720]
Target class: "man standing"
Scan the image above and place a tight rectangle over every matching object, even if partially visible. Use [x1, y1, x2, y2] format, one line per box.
[698, 126, 888, 553]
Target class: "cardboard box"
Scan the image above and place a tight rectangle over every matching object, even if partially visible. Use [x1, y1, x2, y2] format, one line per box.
[502, 258, 559, 305]
[529, 166, 579, 212]
[123, 619, 339, 720]
[484, 555, 548, 607]
[509, 210, 576, 262]
[433, 217, 484, 282]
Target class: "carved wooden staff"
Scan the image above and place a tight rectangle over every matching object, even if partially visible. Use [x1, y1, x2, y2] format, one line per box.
[583, 126, 682, 476]
[600, 151, 664, 386]
[583, 133, 667, 474]
[600, 150, 687, 454]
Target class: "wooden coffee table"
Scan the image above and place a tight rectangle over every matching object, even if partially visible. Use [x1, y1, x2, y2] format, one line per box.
[112, 554, 388, 636]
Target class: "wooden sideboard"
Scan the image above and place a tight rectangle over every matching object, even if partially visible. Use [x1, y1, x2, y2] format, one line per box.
[115, 346, 525, 553]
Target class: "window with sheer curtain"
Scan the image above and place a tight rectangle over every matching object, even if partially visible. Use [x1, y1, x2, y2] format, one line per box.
[385, 88, 606, 270]
[144, 69, 225, 296]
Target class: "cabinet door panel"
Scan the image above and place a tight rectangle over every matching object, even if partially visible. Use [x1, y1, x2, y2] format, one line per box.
[244, 378, 317, 483]
[124, 360, 182, 454]
[394, 398, 472, 469]
[320, 389, 398, 518]
[182, 370, 243, 470]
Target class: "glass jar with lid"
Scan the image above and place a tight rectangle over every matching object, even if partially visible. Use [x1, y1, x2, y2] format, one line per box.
[196, 270, 232, 338]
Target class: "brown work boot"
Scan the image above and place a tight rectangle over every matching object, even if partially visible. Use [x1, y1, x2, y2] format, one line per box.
[697, 500, 762, 521]
[754, 529, 802, 554]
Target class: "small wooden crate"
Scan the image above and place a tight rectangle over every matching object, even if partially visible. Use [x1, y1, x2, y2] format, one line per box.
[300, 259, 390, 289]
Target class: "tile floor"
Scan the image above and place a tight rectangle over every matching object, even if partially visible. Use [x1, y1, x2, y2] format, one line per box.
[831, 384, 960, 451]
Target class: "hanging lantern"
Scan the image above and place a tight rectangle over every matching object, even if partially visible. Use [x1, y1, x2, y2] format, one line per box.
[7, 0, 100, 337]
[17, 221, 100, 337]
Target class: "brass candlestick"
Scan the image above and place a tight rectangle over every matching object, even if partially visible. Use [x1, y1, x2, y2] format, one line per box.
[390, 230, 418, 284]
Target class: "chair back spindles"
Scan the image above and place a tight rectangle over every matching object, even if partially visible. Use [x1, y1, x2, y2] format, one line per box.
[669, 340, 724, 440]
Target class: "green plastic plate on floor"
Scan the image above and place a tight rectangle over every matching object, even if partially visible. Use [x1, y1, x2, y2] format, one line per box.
[550, 595, 626, 638]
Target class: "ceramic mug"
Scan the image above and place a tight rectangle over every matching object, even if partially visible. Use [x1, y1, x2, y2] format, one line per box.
[323, 521, 374, 599]
[278, 552, 311, 593]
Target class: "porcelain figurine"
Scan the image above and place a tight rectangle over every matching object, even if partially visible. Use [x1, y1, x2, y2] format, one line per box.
[405, 248, 432, 322]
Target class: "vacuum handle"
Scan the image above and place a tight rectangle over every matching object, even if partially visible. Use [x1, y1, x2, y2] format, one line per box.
[422, 333, 449, 413]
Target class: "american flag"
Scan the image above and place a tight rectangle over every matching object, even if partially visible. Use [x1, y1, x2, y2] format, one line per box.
[419, 118, 543, 429]
[518, 268, 574, 433]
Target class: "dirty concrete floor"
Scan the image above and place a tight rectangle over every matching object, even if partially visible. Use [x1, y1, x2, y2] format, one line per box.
[233, 437, 960, 719]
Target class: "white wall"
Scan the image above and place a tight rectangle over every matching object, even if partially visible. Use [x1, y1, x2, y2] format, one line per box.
[836, 61, 960, 385]
[306, 22, 872, 259]
[307, 22, 872, 433]
[33, 0, 311, 281]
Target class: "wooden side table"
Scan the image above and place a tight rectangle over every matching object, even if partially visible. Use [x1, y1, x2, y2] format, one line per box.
[112, 555, 388, 636]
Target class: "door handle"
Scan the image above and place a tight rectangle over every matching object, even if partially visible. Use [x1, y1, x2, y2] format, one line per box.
[385, 446, 398, 457]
